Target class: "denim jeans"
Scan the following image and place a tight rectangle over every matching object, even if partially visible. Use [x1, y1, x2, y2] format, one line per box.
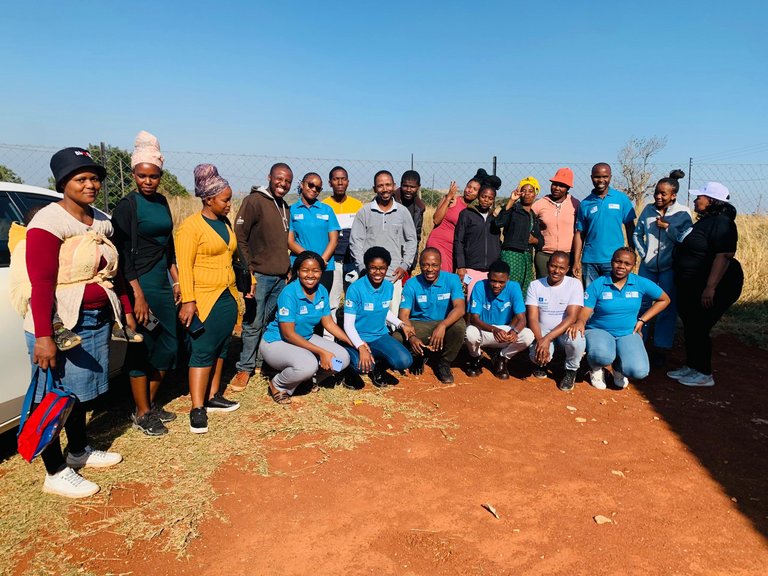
[236, 273, 286, 372]
[528, 328, 586, 371]
[344, 334, 413, 373]
[585, 328, 649, 379]
[582, 262, 612, 288]
[638, 265, 676, 349]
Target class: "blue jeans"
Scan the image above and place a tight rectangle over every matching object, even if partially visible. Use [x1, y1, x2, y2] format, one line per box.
[344, 334, 413, 373]
[585, 329, 649, 379]
[583, 262, 612, 288]
[638, 265, 676, 349]
[236, 273, 286, 372]
[528, 328, 586, 371]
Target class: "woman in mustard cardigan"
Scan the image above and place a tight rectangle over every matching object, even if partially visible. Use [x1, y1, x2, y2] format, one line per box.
[177, 165, 244, 434]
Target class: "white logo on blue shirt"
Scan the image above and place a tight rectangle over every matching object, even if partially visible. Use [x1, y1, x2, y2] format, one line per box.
[315, 301, 325, 309]
[345, 299, 353, 308]
[501, 302, 511, 310]
[590, 206, 598, 214]
[317, 214, 329, 220]
[294, 213, 304, 220]
[279, 307, 290, 316]
[626, 291, 639, 299]
[608, 203, 621, 210]
[437, 293, 450, 300]
[299, 305, 309, 314]
[601, 292, 613, 300]
[364, 303, 374, 311]
[382, 300, 391, 307]
[417, 295, 427, 303]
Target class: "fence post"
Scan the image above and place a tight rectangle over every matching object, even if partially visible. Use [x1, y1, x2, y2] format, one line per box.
[688, 157, 693, 209]
[100, 142, 108, 212]
[411, 153, 414, 170]
[492, 156, 497, 176]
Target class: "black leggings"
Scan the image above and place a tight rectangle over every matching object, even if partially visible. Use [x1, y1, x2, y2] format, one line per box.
[35, 400, 88, 475]
[676, 262, 743, 375]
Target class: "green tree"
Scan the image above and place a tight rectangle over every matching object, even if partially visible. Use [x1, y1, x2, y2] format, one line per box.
[0, 165, 23, 184]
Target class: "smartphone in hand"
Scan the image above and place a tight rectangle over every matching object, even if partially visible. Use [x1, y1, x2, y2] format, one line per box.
[145, 312, 161, 332]
[186, 314, 205, 336]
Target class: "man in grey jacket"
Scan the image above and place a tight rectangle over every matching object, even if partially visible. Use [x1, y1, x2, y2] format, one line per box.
[350, 170, 418, 314]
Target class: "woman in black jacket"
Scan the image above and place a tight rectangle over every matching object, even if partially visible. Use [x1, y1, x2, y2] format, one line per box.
[453, 185, 502, 296]
[494, 176, 544, 295]
[668, 182, 743, 388]
[112, 131, 180, 436]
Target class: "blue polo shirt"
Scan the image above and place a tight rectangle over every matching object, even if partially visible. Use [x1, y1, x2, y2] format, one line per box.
[469, 279, 525, 326]
[576, 188, 636, 264]
[344, 276, 393, 342]
[290, 200, 341, 271]
[262, 280, 331, 343]
[584, 273, 663, 337]
[400, 271, 465, 322]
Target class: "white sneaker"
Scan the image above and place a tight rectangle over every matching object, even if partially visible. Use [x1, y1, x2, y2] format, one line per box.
[589, 368, 607, 390]
[613, 369, 629, 389]
[678, 370, 715, 387]
[66, 445, 123, 469]
[43, 467, 99, 498]
[667, 366, 694, 380]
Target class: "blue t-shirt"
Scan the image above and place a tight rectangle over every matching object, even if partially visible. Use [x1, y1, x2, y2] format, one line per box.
[344, 275, 394, 342]
[584, 273, 663, 337]
[289, 200, 341, 271]
[262, 281, 331, 343]
[469, 279, 525, 326]
[400, 271, 465, 322]
[575, 188, 636, 264]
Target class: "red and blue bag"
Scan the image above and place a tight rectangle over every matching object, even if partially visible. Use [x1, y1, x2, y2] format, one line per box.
[17, 368, 76, 463]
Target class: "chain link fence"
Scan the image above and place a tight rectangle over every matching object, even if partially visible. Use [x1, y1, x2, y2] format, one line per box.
[1, 143, 766, 214]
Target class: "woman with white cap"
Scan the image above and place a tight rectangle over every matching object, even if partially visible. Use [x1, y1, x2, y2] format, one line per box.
[111, 131, 180, 436]
[668, 182, 743, 387]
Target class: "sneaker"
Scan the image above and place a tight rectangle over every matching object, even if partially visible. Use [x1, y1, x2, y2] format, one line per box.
[132, 411, 168, 436]
[558, 369, 577, 391]
[189, 407, 208, 434]
[466, 357, 482, 377]
[151, 403, 177, 423]
[492, 354, 509, 380]
[667, 366, 695, 380]
[43, 467, 99, 498]
[533, 365, 548, 379]
[66, 446, 123, 469]
[435, 361, 454, 384]
[589, 368, 607, 390]
[370, 367, 391, 388]
[343, 371, 365, 390]
[111, 324, 144, 343]
[678, 370, 715, 387]
[229, 371, 250, 392]
[613, 369, 629, 389]
[204, 393, 240, 413]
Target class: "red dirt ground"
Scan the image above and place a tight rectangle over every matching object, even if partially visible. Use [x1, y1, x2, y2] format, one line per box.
[38, 336, 768, 575]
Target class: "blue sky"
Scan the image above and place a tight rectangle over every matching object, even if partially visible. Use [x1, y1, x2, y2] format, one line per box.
[2, 0, 766, 165]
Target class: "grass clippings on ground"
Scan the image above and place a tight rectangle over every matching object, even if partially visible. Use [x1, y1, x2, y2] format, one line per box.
[0, 375, 454, 575]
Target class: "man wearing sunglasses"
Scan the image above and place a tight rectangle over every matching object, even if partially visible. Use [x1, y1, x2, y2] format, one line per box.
[350, 170, 418, 315]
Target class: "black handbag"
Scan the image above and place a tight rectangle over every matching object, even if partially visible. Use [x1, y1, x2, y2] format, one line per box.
[233, 247, 252, 294]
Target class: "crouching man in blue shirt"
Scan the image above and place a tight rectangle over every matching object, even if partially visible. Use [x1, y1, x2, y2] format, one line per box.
[395, 248, 466, 383]
[465, 260, 535, 380]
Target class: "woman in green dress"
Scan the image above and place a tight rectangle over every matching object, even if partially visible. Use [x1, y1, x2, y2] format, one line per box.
[112, 131, 180, 436]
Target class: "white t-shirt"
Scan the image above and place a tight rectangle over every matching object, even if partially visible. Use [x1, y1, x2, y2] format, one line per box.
[525, 276, 583, 332]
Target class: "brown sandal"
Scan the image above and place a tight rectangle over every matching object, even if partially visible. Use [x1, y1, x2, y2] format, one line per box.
[268, 380, 291, 405]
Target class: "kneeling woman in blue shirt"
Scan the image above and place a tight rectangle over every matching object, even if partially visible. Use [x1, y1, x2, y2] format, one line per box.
[259, 251, 353, 404]
[568, 247, 670, 390]
[343, 247, 415, 388]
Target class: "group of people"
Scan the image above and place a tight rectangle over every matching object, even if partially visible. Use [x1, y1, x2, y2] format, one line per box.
[14, 132, 744, 499]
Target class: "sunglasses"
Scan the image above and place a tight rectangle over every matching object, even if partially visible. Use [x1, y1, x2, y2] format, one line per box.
[305, 182, 323, 192]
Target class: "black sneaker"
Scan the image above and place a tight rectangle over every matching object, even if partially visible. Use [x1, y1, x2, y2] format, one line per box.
[370, 367, 391, 388]
[466, 357, 482, 377]
[189, 407, 208, 434]
[493, 354, 509, 380]
[132, 411, 168, 436]
[151, 403, 177, 423]
[558, 369, 577, 391]
[533, 365, 548, 379]
[204, 393, 240, 413]
[435, 361, 454, 384]
[343, 371, 365, 390]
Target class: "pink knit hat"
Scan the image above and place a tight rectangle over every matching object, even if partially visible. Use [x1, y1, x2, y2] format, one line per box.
[130, 130, 164, 169]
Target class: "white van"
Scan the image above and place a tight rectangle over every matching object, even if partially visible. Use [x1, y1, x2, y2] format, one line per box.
[0, 182, 125, 434]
